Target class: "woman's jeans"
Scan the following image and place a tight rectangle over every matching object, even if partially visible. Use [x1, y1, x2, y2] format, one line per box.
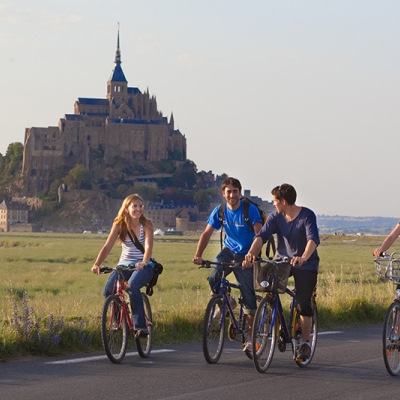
[103, 266, 154, 330]
[208, 247, 257, 315]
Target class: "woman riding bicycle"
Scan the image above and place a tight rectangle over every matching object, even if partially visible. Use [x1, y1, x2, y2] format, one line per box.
[91, 193, 154, 338]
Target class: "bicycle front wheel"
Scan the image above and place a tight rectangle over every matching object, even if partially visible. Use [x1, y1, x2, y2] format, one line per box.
[101, 295, 128, 364]
[252, 296, 276, 373]
[241, 295, 262, 360]
[202, 296, 225, 364]
[295, 297, 318, 368]
[136, 293, 153, 358]
[383, 301, 400, 376]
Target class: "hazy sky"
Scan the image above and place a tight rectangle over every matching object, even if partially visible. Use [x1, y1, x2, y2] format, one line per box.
[1, 1, 400, 218]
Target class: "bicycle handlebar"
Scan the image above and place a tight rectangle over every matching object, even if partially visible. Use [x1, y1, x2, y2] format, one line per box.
[199, 260, 241, 269]
[100, 264, 138, 274]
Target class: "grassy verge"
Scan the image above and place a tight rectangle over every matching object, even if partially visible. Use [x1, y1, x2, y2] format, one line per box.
[0, 232, 394, 361]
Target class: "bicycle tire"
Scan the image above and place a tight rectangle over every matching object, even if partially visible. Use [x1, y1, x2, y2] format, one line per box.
[136, 293, 153, 358]
[295, 297, 318, 368]
[101, 295, 128, 364]
[241, 295, 262, 360]
[252, 296, 276, 373]
[383, 301, 400, 376]
[202, 296, 225, 364]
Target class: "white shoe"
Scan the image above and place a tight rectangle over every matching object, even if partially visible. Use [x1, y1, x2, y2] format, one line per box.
[391, 333, 400, 341]
[243, 335, 252, 352]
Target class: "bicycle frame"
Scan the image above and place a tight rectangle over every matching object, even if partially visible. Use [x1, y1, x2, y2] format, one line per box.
[100, 264, 153, 363]
[213, 277, 246, 335]
[266, 289, 298, 353]
[108, 266, 136, 331]
[252, 258, 318, 373]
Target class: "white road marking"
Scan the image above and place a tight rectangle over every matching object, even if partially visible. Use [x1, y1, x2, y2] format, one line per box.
[45, 349, 176, 365]
[318, 331, 343, 335]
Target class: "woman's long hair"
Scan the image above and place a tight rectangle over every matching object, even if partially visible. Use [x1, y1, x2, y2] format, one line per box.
[114, 194, 152, 243]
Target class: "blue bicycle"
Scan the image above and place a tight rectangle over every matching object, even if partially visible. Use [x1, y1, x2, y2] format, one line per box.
[251, 258, 318, 373]
[200, 260, 261, 363]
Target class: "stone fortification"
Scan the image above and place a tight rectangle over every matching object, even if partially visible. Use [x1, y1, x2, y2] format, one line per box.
[22, 29, 186, 196]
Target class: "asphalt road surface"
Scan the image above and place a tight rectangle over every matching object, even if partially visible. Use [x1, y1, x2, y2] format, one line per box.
[1, 325, 399, 400]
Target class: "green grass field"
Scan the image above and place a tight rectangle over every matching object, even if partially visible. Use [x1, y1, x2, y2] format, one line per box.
[0, 232, 396, 360]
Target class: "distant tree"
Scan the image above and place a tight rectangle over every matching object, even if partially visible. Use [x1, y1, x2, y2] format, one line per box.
[128, 185, 159, 202]
[194, 189, 211, 212]
[216, 173, 228, 182]
[64, 164, 92, 190]
[1, 142, 23, 178]
[173, 160, 197, 188]
[116, 184, 128, 198]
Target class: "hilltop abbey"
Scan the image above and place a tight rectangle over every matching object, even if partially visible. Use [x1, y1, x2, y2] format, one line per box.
[22, 30, 186, 196]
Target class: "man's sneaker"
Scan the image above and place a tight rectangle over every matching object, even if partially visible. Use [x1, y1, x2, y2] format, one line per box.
[136, 328, 149, 338]
[296, 342, 311, 361]
[390, 333, 400, 342]
[243, 335, 252, 352]
[213, 295, 237, 319]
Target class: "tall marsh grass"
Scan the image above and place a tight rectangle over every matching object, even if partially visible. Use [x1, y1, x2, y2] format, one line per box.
[0, 232, 394, 360]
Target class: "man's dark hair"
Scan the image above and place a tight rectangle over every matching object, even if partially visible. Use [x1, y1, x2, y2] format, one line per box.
[221, 177, 242, 191]
[271, 183, 297, 205]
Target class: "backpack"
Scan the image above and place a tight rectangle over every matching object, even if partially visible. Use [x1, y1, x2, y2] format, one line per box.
[218, 197, 276, 260]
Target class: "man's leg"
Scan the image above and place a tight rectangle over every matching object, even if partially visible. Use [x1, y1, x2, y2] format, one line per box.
[233, 261, 257, 341]
[208, 247, 234, 293]
[292, 268, 317, 360]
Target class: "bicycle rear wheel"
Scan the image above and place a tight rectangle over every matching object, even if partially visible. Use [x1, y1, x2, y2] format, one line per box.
[383, 301, 400, 376]
[295, 297, 318, 367]
[101, 295, 128, 364]
[203, 296, 225, 364]
[252, 296, 276, 373]
[136, 293, 153, 358]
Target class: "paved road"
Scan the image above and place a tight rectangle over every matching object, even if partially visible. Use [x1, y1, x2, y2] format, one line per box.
[1, 325, 399, 400]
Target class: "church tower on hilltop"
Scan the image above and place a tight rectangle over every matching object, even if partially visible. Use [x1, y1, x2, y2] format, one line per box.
[21, 28, 187, 197]
[107, 27, 128, 104]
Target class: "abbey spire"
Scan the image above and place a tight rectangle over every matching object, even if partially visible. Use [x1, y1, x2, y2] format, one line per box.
[107, 24, 127, 101]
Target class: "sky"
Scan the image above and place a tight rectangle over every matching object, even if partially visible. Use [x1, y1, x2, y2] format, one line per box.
[1, 0, 400, 218]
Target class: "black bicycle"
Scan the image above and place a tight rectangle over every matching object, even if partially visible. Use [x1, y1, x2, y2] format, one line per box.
[200, 260, 261, 363]
[374, 251, 400, 376]
[251, 258, 318, 373]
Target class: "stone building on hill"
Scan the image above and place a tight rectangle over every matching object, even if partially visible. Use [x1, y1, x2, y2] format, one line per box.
[22, 29, 186, 197]
[0, 200, 30, 232]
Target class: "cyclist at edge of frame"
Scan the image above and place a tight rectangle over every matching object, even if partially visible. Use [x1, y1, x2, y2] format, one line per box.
[243, 183, 320, 362]
[192, 177, 263, 352]
[374, 221, 400, 294]
[91, 193, 154, 338]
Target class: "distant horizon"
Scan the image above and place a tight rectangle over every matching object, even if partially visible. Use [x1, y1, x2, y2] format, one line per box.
[2, 1, 400, 217]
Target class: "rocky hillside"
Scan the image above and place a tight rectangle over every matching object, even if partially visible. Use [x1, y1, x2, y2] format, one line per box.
[39, 191, 121, 233]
